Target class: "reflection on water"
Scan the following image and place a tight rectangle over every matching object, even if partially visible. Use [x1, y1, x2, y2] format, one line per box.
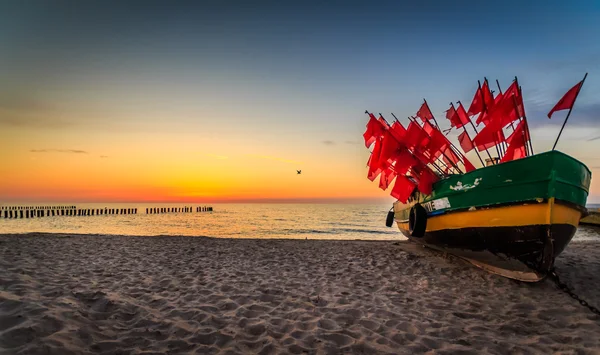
[0, 203, 598, 242]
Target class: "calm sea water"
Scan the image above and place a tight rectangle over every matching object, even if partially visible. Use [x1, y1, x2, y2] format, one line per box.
[0, 203, 598, 241]
[0, 203, 402, 240]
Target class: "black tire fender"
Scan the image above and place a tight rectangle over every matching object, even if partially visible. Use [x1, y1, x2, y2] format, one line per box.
[385, 207, 395, 227]
[408, 204, 427, 238]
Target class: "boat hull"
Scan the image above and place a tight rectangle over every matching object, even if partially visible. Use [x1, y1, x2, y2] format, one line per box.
[396, 200, 581, 281]
[391, 151, 591, 282]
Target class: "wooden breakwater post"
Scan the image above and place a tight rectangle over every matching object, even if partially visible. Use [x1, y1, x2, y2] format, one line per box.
[195, 206, 213, 212]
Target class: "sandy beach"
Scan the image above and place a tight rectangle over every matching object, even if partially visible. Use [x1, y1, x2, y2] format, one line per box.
[1, 233, 599, 354]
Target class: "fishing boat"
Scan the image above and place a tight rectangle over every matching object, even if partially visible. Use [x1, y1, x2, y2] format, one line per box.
[364, 74, 590, 282]
[389, 150, 591, 281]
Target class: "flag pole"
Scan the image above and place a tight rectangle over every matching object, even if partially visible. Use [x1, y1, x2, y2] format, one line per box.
[495, 79, 519, 134]
[423, 99, 441, 130]
[552, 73, 587, 151]
[484, 77, 506, 156]
[493, 78, 519, 154]
[478, 80, 502, 162]
[519, 85, 534, 155]
[461, 102, 495, 165]
[513, 77, 535, 154]
[496, 79, 528, 156]
[451, 102, 485, 166]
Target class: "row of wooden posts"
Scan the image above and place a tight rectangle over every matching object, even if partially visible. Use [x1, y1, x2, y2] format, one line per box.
[1, 206, 76, 210]
[1, 206, 213, 219]
[146, 206, 213, 214]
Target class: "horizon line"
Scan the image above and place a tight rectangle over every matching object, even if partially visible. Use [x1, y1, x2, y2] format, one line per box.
[0, 198, 394, 204]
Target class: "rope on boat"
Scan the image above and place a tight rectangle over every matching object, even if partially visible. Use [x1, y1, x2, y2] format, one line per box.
[548, 267, 600, 317]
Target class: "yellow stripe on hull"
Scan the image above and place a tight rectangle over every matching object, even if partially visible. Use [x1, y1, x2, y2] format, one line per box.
[397, 199, 582, 232]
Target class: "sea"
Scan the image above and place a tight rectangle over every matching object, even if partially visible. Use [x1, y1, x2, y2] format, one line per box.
[0, 203, 599, 241]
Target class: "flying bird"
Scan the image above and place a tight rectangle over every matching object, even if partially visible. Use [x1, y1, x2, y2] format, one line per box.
[297, 170, 302, 174]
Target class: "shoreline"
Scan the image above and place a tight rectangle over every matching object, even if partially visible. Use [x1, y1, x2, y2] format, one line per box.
[1, 234, 599, 354]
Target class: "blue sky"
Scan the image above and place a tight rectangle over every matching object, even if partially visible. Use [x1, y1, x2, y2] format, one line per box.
[1, 0, 600, 202]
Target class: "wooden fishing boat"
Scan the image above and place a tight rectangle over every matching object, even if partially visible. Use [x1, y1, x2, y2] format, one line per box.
[364, 74, 590, 281]
[387, 150, 591, 282]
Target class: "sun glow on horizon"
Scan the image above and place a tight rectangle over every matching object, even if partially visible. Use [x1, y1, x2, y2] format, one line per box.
[2, 1, 599, 204]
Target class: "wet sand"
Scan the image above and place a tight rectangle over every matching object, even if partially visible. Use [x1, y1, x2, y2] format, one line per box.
[1, 233, 599, 354]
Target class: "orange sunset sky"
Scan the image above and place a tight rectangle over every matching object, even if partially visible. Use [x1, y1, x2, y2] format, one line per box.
[1, 2, 599, 204]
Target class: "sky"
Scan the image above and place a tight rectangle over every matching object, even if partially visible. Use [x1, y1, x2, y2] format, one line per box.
[1, 0, 599, 203]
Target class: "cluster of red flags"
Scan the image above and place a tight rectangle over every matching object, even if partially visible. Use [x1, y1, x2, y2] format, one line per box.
[470, 80, 526, 154]
[363, 106, 475, 203]
[364, 74, 587, 203]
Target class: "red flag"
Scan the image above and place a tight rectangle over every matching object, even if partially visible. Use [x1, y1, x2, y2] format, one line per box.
[390, 175, 417, 203]
[475, 111, 488, 126]
[367, 137, 383, 181]
[482, 81, 494, 109]
[473, 120, 506, 151]
[467, 86, 483, 116]
[458, 130, 474, 153]
[463, 158, 476, 172]
[482, 97, 518, 127]
[469, 81, 495, 118]
[477, 81, 524, 132]
[443, 146, 461, 165]
[417, 168, 438, 195]
[503, 81, 519, 98]
[456, 103, 471, 128]
[391, 149, 418, 175]
[377, 131, 403, 168]
[422, 121, 451, 163]
[363, 113, 386, 148]
[500, 121, 529, 163]
[416, 102, 434, 122]
[475, 131, 505, 152]
[445, 105, 456, 121]
[447, 103, 470, 128]
[501, 143, 527, 163]
[379, 166, 396, 190]
[404, 122, 429, 150]
[494, 91, 504, 105]
[547, 80, 584, 118]
[389, 121, 407, 142]
[502, 81, 524, 119]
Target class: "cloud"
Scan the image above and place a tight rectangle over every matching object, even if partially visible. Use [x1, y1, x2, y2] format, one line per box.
[0, 114, 75, 129]
[100, 155, 109, 158]
[30, 149, 88, 154]
[526, 101, 600, 127]
[344, 140, 360, 145]
[530, 125, 598, 142]
[244, 154, 303, 165]
[0, 93, 57, 112]
[322, 140, 335, 145]
[588, 136, 600, 142]
[535, 54, 600, 72]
